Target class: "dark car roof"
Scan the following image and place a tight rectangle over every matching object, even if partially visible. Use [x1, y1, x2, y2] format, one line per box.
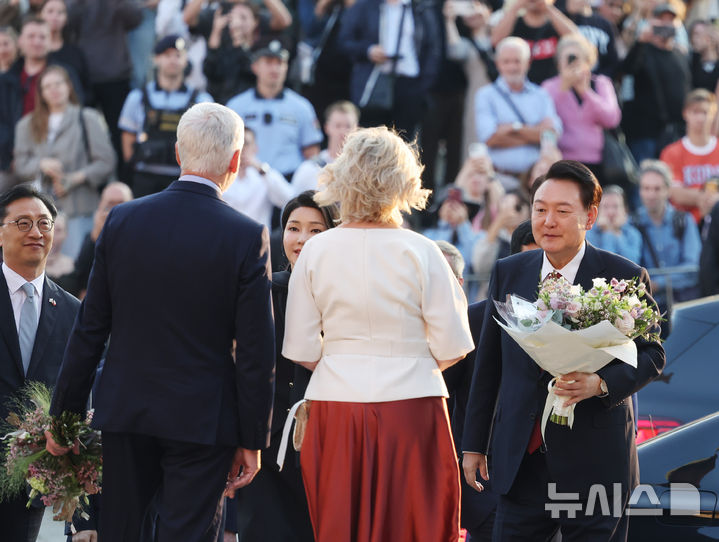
[637, 411, 719, 487]
[637, 296, 719, 425]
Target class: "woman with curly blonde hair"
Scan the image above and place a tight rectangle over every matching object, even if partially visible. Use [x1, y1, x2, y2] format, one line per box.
[282, 126, 475, 542]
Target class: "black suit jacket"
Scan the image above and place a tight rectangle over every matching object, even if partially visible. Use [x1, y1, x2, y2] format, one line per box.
[0, 273, 80, 425]
[50, 181, 276, 449]
[338, 0, 441, 105]
[463, 243, 666, 497]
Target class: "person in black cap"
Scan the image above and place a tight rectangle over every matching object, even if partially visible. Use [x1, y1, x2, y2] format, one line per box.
[226, 38, 323, 182]
[621, 2, 690, 164]
[117, 34, 214, 198]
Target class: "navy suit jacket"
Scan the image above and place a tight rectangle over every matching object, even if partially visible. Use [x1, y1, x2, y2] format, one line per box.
[49, 181, 276, 450]
[338, 0, 441, 105]
[0, 273, 79, 425]
[462, 243, 666, 497]
[444, 300, 498, 531]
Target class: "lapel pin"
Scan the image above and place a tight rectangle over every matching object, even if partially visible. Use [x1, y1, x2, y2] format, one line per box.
[49, 298, 56, 306]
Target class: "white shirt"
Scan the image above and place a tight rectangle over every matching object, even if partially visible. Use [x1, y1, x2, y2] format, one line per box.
[178, 174, 221, 197]
[379, 0, 420, 78]
[541, 241, 587, 284]
[47, 112, 64, 144]
[223, 166, 295, 228]
[283, 228, 475, 402]
[290, 150, 332, 194]
[2, 263, 44, 332]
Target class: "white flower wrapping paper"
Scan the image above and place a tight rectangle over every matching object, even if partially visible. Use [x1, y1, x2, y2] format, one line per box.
[494, 297, 638, 445]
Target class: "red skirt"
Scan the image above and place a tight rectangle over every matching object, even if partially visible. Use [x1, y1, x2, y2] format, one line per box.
[300, 397, 461, 542]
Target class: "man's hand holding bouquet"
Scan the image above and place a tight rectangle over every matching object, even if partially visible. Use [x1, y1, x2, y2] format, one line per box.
[495, 275, 662, 441]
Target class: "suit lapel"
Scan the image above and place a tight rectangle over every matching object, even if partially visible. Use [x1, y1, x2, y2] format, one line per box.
[504, 251, 545, 379]
[515, 249, 544, 301]
[574, 242, 606, 290]
[0, 273, 24, 378]
[26, 278, 60, 378]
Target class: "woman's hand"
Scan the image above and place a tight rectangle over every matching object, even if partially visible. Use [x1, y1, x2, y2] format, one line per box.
[39, 157, 63, 178]
[208, 8, 230, 48]
[443, 0, 457, 20]
[439, 200, 469, 228]
[67, 170, 87, 187]
[571, 66, 591, 96]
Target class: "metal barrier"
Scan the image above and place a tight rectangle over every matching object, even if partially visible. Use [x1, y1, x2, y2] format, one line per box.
[644, 264, 700, 310]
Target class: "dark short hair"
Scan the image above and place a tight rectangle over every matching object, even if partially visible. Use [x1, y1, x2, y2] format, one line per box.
[530, 160, 602, 209]
[510, 219, 535, 255]
[0, 185, 58, 222]
[281, 190, 338, 232]
[20, 15, 48, 31]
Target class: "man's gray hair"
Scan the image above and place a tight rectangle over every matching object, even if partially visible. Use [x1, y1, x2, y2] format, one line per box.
[639, 159, 673, 188]
[176, 103, 244, 178]
[496, 37, 531, 63]
[102, 181, 134, 201]
[435, 240, 465, 279]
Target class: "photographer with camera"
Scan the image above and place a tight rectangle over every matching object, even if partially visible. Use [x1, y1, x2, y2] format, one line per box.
[542, 34, 621, 182]
[118, 34, 213, 198]
[620, 3, 690, 165]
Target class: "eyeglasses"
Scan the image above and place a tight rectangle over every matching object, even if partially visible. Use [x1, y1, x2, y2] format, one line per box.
[2, 218, 55, 232]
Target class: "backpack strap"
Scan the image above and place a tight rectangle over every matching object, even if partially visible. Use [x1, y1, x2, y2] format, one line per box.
[672, 210, 686, 241]
[632, 214, 661, 268]
[78, 108, 90, 161]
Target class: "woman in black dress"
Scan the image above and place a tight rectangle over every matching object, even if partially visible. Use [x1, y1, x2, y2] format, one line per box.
[225, 190, 338, 542]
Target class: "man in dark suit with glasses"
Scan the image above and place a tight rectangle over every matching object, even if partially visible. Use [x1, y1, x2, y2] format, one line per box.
[0, 185, 80, 542]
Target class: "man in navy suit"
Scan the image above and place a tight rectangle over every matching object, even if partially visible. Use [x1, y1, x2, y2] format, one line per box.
[0, 185, 80, 542]
[338, 0, 441, 140]
[46, 103, 276, 542]
[462, 161, 665, 541]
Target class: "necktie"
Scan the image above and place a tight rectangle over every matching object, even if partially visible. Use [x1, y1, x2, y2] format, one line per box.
[544, 270, 563, 282]
[18, 282, 38, 375]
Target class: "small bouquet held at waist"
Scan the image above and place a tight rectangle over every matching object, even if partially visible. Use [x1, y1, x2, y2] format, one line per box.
[494, 276, 661, 439]
[0, 382, 101, 523]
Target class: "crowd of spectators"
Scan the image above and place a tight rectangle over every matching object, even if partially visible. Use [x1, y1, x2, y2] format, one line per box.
[1, 0, 719, 320]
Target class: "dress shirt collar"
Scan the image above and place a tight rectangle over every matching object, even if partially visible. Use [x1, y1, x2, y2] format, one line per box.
[541, 241, 586, 284]
[178, 174, 222, 196]
[496, 76, 530, 94]
[2, 262, 44, 298]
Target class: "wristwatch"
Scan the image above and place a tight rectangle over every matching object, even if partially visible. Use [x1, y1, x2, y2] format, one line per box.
[511, 121, 522, 132]
[598, 378, 609, 398]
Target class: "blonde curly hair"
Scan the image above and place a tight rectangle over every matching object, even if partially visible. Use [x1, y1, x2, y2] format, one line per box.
[314, 126, 430, 226]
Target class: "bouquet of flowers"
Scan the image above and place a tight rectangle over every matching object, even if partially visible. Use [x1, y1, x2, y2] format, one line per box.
[0, 382, 101, 523]
[494, 276, 661, 441]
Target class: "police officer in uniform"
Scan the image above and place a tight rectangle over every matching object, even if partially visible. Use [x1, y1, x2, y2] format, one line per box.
[226, 39, 323, 180]
[118, 34, 214, 198]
